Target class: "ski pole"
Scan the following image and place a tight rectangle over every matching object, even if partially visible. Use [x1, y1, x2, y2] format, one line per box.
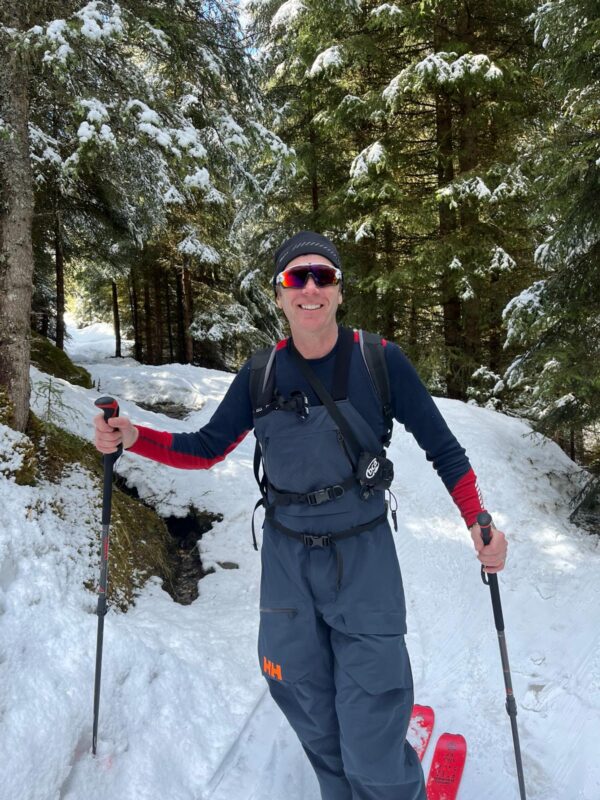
[478, 511, 527, 800]
[92, 396, 123, 755]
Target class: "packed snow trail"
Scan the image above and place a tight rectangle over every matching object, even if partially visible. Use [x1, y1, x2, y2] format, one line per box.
[0, 319, 598, 799]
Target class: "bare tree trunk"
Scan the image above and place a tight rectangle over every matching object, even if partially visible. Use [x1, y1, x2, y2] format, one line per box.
[0, 12, 35, 430]
[112, 280, 122, 358]
[309, 123, 319, 213]
[143, 278, 154, 364]
[165, 270, 174, 362]
[182, 264, 194, 363]
[434, 12, 464, 400]
[153, 267, 163, 364]
[175, 267, 186, 363]
[381, 221, 395, 341]
[129, 272, 142, 362]
[54, 205, 65, 350]
[435, 82, 462, 399]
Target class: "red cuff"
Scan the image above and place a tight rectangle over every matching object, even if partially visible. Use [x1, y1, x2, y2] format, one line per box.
[450, 468, 485, 528]
[128, 425, 174, 462]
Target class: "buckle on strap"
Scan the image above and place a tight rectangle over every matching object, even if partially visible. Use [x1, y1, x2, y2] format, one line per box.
[302, 534, 331, 548]
[306, 485, 344, 506]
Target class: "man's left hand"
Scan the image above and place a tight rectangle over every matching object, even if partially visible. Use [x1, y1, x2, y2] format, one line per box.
[469, 522, 508, 573]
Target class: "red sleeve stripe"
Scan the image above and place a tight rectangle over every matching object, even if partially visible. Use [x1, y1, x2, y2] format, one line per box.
[276, 338, 288, 350]
[129, 425, 249, 470]
[450, 468, 485, 528]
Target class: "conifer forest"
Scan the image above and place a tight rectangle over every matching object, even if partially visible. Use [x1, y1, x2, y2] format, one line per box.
[1, 0, 598, 482]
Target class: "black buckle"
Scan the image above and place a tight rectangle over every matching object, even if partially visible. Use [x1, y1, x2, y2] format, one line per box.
[302, 534, 331, 547]
[306, 485, 344, 506]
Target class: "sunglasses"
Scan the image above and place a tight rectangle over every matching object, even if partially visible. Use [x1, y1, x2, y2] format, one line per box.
[275, 264, 343, 289]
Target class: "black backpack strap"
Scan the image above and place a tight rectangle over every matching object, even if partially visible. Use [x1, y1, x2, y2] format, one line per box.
[289, 340, 363, 466]
[249, 344, 278, 414]
[331, 326, 355, 400]
[357, 330, 393, 447]
[249, 343, 280, 550]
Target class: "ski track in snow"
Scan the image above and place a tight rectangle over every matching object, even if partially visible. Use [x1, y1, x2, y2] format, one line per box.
[0, 320, 599, 800]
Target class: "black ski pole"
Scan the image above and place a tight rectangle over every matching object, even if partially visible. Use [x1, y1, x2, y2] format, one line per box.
[92, 396, 123, 756]
[478, 511, 527, 799]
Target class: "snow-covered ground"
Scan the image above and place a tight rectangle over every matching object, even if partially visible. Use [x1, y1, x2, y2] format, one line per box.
[1, 319, 599, 800]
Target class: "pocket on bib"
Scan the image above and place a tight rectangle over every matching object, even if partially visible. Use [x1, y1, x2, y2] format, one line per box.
[332, 609, 413, 695]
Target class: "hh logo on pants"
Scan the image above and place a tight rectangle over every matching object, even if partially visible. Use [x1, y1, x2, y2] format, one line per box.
[263, 656, 282, 681]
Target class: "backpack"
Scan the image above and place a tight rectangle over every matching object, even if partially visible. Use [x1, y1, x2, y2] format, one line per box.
[248, 329, 395, 550]
[249, 329, 393, 446]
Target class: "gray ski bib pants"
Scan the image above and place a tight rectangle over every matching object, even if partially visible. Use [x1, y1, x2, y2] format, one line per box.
[254, 394, 426, 800]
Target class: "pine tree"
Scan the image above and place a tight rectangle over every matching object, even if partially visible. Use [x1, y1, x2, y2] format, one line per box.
[245, 0, 540, 396]
[503, 1, 600, 452]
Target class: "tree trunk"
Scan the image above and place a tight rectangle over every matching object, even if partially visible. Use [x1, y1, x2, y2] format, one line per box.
[154, 267, 163, 364]
[0, 11, 35, 430]
[435, 83, 462, 398]
[112, 280, 122, 358]
[175, 267, 186, 363]
[182, 264, 194, 363]
[434, 12, 465, 400]
[129, 272, 142, 362]
[308, 123, 319, 214]
[165, 270, 174, 362]
[54, 205, 65, 350]
[381, 221, 395, 341]
[40, 311, 49, 338]
[456, 7, 481, 379]
[143, 278, 154, 364]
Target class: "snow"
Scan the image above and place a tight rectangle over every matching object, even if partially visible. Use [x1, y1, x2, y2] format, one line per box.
[79, 99, 110, 124]
[183, 167, 210, 191]
[177, 233, 221, 263]
[1, 318, 599, 800]
[308, 45, 344, 77]
[383, 52, 503, 103]
[270, 0, 306, 31]
[75, 2, 123, 41]
[350, 141, 387, 181]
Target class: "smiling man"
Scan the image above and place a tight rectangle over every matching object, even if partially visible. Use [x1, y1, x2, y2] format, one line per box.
[94, 230, 507, 800]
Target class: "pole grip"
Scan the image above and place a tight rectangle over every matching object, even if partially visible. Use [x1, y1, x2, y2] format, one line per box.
[477, 511, 505, 631]
[95, 396, 123, 461]
[478, 510, 493, 545]
[95, 395, 120, 423]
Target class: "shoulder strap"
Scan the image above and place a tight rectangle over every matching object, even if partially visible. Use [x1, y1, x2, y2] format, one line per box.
[249, 343, 278, 413]
[332, 326, 355, 400]
[289, 340, 362, 465]
[357, 330, 393, 447]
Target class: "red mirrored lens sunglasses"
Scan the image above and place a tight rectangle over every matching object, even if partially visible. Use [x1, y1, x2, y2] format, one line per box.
[275, 264, 343, 289]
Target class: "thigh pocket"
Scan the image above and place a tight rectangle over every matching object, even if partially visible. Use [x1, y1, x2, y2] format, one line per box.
[333, 609, 413, 695]
[258, 606, 310, 685]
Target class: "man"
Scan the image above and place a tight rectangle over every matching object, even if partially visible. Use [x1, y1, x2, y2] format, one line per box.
[94, 230, 507, 800]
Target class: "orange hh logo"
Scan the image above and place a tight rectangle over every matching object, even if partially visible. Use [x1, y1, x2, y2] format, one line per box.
[263, 656, 282, 681]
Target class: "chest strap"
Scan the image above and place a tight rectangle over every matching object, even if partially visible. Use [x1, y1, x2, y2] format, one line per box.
[268, 475, 355, 507]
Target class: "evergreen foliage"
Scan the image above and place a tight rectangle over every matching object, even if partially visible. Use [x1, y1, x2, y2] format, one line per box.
[244, 0, 540, 396]
[503, 1, 600, 445]
[24, 0, 288, 370]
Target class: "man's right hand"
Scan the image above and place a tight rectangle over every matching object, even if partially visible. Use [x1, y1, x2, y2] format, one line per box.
[94, 413, 139, 453]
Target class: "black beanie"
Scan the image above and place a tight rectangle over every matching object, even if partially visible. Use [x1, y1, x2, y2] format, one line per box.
[273, 230, 341, 285]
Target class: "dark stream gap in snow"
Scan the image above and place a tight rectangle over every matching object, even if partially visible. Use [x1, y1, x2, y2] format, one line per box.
[114, 473, 225, 605]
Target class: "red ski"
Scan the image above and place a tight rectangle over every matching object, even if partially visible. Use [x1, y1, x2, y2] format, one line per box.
[426, 733, 467, 800]
[407, 704, 435, 761]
